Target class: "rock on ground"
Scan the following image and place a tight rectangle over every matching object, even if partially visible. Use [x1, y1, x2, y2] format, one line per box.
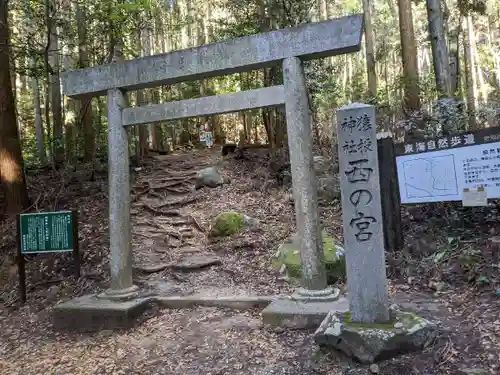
[171, 254, 222, 271]
[313, 155, 340, 201]
[314, 308, 437, 364]
[195, 166, 227, 189]
[209, 211, 258, 238]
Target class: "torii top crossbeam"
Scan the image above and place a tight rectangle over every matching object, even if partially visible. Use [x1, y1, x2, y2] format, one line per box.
[60, 14, 364, 99]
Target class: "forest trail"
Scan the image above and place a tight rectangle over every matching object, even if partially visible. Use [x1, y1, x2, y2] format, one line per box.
[128, 148, 295, 298]
[1, 148, 500, 375]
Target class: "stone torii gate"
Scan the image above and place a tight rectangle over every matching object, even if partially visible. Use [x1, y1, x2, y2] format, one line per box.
[55, 14, 364, 331]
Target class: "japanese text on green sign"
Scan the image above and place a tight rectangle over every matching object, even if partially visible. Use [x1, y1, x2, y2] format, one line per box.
[19, 211, 74, 254]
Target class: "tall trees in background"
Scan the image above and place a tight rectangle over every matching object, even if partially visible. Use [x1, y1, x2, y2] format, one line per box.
[0, 0, 30, 213]
[426, 0, 451, 98]
[397, 0, 421, 111]
[75, 2, 94, 162]
[45, 0, 64, 164]
[463, 13, 478, 129]
[362, 0, 377, 101]
[2, 0, 500, 172]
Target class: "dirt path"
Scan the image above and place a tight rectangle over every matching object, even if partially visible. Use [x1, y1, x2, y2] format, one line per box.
[2, 287, 498, 375]
[129, 149, 295, 298]
[1, 306, 326, 375]
[1, 148, 500, 374]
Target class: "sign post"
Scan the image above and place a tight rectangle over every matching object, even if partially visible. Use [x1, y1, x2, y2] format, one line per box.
[336, 103, 390, 323]
[395, 127, 500, 205]
[16, 210, 80, 302]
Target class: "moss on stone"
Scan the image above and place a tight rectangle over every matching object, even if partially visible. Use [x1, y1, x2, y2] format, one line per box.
[273, 230, 346, 284]
[341, 310, 426, 332]
[342, 312, 395, 331]
[209, 211, 246, 237]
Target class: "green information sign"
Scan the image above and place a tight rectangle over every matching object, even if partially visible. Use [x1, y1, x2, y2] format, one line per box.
[19, 211, 74, 254]
[16, 210, 80, 303]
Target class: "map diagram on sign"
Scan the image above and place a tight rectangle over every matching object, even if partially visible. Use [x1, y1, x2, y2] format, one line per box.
[402, 154, 458, 198]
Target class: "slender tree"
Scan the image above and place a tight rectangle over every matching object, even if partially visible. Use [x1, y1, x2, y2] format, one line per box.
[76, 2, 94, 161]
[362, 0, 377, 100]
[463, 14, 478, 129]
[397, 0, 421, 111]
[45, 0, 64, 164]
[0, 0, 30, 214]
[426, 0, 452, 97]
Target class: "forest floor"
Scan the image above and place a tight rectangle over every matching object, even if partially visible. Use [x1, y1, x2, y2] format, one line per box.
[1, 147, 500, 375]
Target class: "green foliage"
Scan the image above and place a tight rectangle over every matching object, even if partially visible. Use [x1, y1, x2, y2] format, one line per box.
[457, 0, 488, 15]
[6, 0, 500, 165]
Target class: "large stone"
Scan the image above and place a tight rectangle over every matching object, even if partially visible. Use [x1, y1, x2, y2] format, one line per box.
[317, 175, 341, 201]
[336, 103, 390, 323]
[209, 211, 257, 237]
[314, 307, 437, 364]
[171, 254, 222, 271]
[313, 155, 341, 201]
[195, 166, 225, 189]
[313, 155, 330, 175]
[53, 294, 152, 332]
[262, 295, 349, 329]
[273, 230, 345, 285]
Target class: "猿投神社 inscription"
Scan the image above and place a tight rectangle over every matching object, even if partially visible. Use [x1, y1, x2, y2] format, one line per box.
[337, 103, 390, 324]
[340, 113, 378, 243]
[395, 127, 500, 204]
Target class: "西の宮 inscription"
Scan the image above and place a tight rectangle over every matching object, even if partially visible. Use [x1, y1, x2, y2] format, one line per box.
[336, 103, 390, 324]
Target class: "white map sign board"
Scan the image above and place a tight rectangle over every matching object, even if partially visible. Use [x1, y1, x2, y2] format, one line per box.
[395, 129, 500, 204]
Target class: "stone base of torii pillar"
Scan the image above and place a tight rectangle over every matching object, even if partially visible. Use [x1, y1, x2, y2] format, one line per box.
[262, 287, 349, 330]
[262, 56, 349, 329]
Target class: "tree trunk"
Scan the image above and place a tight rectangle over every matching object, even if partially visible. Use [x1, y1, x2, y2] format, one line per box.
[76, 3, 94, 161]
[362, 0, 377, 100]
[258, 0, 275, 148]
[317, 0, 327, 20]
[197, 7, 211, 143]
[426, 0, 451, 98]
[487, 15, 500, 91]
[463, 16, 477, 129]
[317, 0, 331, 66]
[141, 17, 160, 149]
[31, 58, 47, 166]
[23, 0, 46, 165]
[347, 55, 353, 101]
[47, 0, 64, 164]
[153, 13, 166, 150]
[449, 26, 461, 97]
[397, 0, 421, 110]
[96, 96, 104, 154]
[0, 0, 30, 214]
[62, 44, 76, 163]
[469, 21, 487, 104]
[136, 17, 150, 156]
